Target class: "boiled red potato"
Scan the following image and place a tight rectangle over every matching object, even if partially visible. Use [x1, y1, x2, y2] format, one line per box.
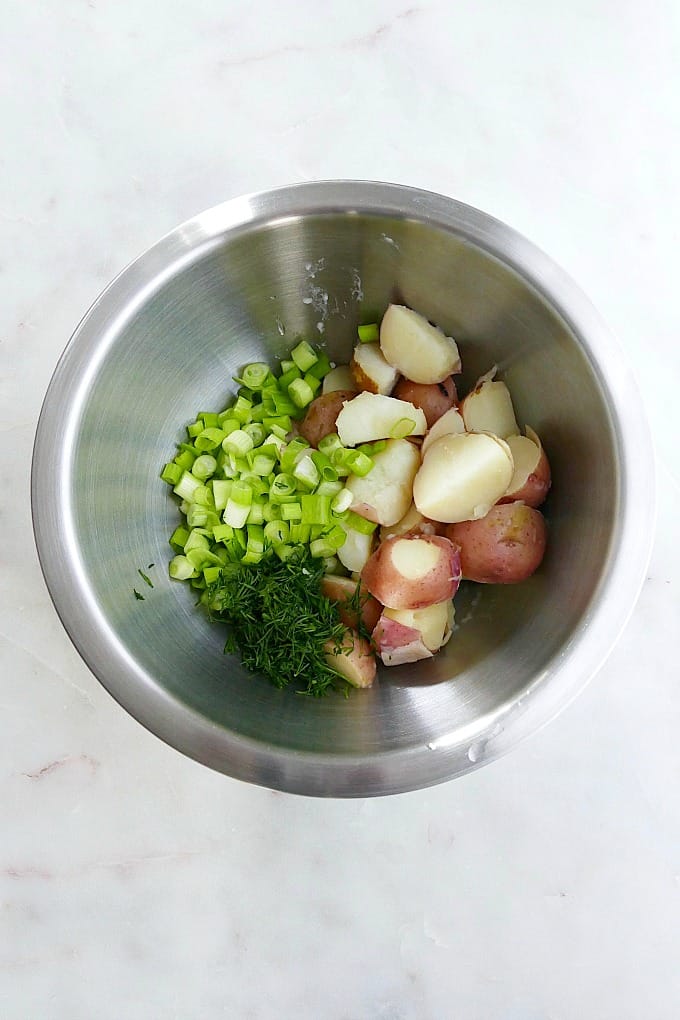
[322, 365, 358, 395]
[351, 342, 399, 395]
[324, 629, 377, 688]
[346, 439, 420, 527]
[380, 304, 462, 384]
[336, 523, 375, 573]
[335, 391, 427, 447]
[445, 501, 547, 584]
[298, 390, 357, 448]
[420, 406, 466, 456]
[414, 431, 514, 523]
[460, 368, 519, 439]
[379, 502, 438, 542]
[500, 427, 551, 508]
[361, 534, 461, 610]
[372, 600, 455, 665]
[392, 376, 457, 428]
[320, 575, 382, 633]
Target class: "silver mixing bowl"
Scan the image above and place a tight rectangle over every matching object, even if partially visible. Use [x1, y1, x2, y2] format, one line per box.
[32, 182, 654, 797]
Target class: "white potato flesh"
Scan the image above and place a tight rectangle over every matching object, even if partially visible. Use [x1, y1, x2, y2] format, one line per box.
[346, 439, 420, 527]
[413, 431, 514, 523]
[350, 342, 399, 395]
[383, 600, 454, 652]
[324, 630, 376, 688]
[379, 502, 437, 542]
[380, 304, 462, 384]
[421, 406, 466, 456]
[335, 391, 427, 447]
[336, 525, 374, 573]
[461, 377, 519, 438]
[322, 364, 358, 395]
[500, 427, 551, 507]
[391, 537, 441, 579]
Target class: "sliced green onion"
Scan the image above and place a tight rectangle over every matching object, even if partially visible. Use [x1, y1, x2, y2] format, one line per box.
[239, 362, 270, 390]
[303, 372, 322, 395]
[161, 462, 183, 486]
[218, 416, 241, 435]
[280, 501, 302, 521]
[212, 479, 232, 511]
[212, 523, 234, 543]
[358, 323, 379, 343]
[231, 396, 253, 424]
[264, 520, 289, 545]
[316, 479, 343, 497]
[194, 427, 226, 452]
[191, 454, 217, 480]
[318, 433, 344, 457]
[262, 502, 282, 522]
[246, 502, 265, 525]
[344, 449, 373, 477]
[310, 450, 337, 482]
[191, 485, 215, 508]
[222, 429, 254, 456]
[186, 504, 209, 528]
[263, 415, 292, 438]
[169, 525, 190, 551]
[278, 365, 301, 391]
[288, 377, 315, 409]
[370, 439, 387, 454]
[324, 524, 347, 550]
[280, 437, 309, 473]
[389, 417, 416, 439]
[173, 450, 195, 471]
[249, 451, 277, 476]
[173, 470, 202, 502]
[187, 420, 204, 438]
[244, 422, 266, 447]
[169, 555, 196, 580]
[270, 472, 297, 502]
[305, 352, 332, 379]
[344, 511, 378, 535]
[331, 488, 353, 514]
[202, 565, 222, 586]
[199, 412, 220, 429]
[184, 529, 210, 553]
[241, 524, 265, 564]
[293, 454, 320, 490]
[290, 340, 318, 372]
[300, 494, 331, 526]
[288, 522, 311, 545]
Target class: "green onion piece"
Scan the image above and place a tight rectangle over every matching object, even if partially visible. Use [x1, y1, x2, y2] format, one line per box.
[358, 323, 379, 343]
[241, 524, 265, 564]
[212, 479, 232, 511]
[316, 479, 343, 497]
[195, 427, 226, 452]
[331, 488, 353, 514]
[218, 416, 241, 435]
[230, 480, 253, 506]
[280, 437, 309, 473]
[270, 473, 297, 501]
[293, 454, 320, 490]
[262, 502, 282, 522]
[237, 387, 255, 403]
[273, 543, 297, 562]
[173, 470, 202, 502]
[192, 485, 215, 508]
[371, 439, 387, 454]
[344, 511, 378, 535]
[187, 504, 209, 528]
[213, 523, 234, 543]
[184, 529, 210, 553]
[278, 366, 301, 391]
[187, 420, 203, 438]
[305, 352, 332, 380]
[224, 499, 250, 529]
[263, 415, 292, 438]
[169, 555, 196, 580]
[279, 359, 295, 373]
[269, 390, 298, 416]
[300, 494, 331, 526]
[244, 422, 266, 447]
[280, 501, 302, 521]
[325, 524, 347, 550]
[290, 340, 319, 372]
[173, 450, 195, 471]
[288, 523, 311, 545]
[249, 451, 277, 476]
[303, 372, 322, 395]
[222, 429, 254, 456]
[161, 462, 183, 486]
[191, 454, 217, 480]
[309, 538, 337, 559]
[310, 450, 338, 482]
[250, 402, 267, 423]
[288, 377, 315, 409]
[240, 362, 270, 390]
[345, 449, 373, 477]
[246, 503, 265, 525]
[318, 433, 344, 457]
[231, 396, 253, 424]
[169, 524, 190, 551]
[264, 520, 289, 545]
[389, 417, 416, 439]
[199, 412, 221, 429]
[202, 565, 222, 586]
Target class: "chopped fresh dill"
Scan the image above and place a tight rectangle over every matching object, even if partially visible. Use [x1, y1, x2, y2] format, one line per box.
[205, 549, 350, 696]
[138, 568, 154, 588]
[147, 562, 155, 570]
[133, 589, 145, 601]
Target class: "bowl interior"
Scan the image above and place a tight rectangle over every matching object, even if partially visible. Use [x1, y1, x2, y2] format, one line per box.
[60, 207, 617, 773]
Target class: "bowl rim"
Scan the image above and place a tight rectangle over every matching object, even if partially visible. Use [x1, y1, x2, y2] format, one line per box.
[31, 180, 656, 797]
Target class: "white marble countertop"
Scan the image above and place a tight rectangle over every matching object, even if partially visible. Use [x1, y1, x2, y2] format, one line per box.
[2, 2, 679, 1017]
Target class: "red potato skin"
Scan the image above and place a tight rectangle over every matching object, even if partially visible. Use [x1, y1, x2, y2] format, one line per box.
[371, 616, 433, 665]
[498, 447, 552, 509]
[445, 502, 547, 584]
[298, 390, 357, 448]
[360, 534, 462, 610]
[392, 376, 458, 429]
[320, 575, 383, 634]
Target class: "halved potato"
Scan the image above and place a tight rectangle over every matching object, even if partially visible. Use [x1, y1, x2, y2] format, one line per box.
[346, 438, 420, 527]
[379, 502, 438, 542]
[324, 630, 377, 688]
[380, 304, 462, 384]
[460, 370, 519, 438]
[335, 391, 427, 447]
[445, 501, 547, 583]
[372, 600, 455, 666]
[350, 342, 399, 394]
[420, 406, 466, 456]
[298, 390, 357, 448]
[336, 524, 375, 574]
[392, 376, 457, 428]
[413, 431, 514, 523]
[500, 427, 551, 508]
[361, 534, 461, 610]
[322, 365, 358, 395]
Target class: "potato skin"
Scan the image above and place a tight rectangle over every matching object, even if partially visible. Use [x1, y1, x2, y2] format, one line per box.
[499, 445, 551, 509]
[392, 376, 458, 428]
[320, 575, 382, 633]
[298, 390, 356, 448]
[361, 534, 462, 610]
[445, 502, 547, 583]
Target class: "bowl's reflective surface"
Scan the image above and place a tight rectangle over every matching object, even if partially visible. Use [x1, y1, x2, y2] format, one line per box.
[32, 182, 654, 796]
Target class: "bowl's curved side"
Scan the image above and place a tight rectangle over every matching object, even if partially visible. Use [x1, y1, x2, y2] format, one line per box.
[32, 182, 655, 796]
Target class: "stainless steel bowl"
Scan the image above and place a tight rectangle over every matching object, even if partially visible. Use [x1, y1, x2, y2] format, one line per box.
[32, 182, 654, 797]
